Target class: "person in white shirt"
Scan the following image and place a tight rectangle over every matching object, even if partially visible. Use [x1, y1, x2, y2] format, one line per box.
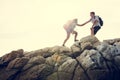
[62, 18, 78, 46]
[77, 12, 101, 35]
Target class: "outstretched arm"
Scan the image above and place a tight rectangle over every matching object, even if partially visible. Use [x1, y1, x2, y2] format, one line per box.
[77, 19, 91, 26]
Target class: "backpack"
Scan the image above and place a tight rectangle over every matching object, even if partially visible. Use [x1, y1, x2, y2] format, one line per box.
[98, 16, 103, 26]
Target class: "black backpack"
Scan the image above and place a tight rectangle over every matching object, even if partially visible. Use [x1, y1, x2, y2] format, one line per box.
[98, 16, 103, 26]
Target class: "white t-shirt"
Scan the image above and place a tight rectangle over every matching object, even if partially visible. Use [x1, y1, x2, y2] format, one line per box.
[91, 16, 101, 27]
[63, 19, 77, 33]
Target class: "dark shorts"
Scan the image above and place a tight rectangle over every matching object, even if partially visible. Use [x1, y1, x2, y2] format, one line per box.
[94, 26, 101, 35]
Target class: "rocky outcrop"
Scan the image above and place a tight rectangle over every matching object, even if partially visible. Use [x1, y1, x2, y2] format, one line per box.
[0, 35, 120, 80]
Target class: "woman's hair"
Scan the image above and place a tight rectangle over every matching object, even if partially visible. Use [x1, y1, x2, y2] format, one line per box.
[73, 18, 77, 23]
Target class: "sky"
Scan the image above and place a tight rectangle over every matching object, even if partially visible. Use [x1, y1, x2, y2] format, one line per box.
[0, 0, 120, 56]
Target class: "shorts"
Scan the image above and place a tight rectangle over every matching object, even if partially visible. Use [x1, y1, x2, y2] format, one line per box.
[94, 26, 101, 35]
[66, 28, 74, 34]
[64, 26, 74, 34]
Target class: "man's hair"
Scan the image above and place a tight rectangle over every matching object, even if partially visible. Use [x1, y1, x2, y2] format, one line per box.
[90, 12, 95, 15]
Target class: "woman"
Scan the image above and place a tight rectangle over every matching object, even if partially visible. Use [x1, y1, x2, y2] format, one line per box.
[62, 19, 78, 46]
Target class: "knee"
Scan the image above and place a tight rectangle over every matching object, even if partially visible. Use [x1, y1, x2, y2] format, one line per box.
[74, 31, 78, 35]
[91, 28, 94, 31]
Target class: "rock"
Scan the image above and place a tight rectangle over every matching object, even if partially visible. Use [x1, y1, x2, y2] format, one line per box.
[46, 53, 72, 67]
[0, 68, 19, 80]
[15, 64, 54, 80]
[46, 72, 72, 80]
[115, 42, 120, 45]
[0, 49, 24, 66]
[103, 38, 120, 45]
[77, 49, 102, 69]
[80, 35, 100, 50]
[6, 57, 29, 70]
[73, 64, 96, 80]
[97, 42, 120, 60]
[50, 46, 72, 56]
[97, 43, 114, 60]
[73, 35, 100, 52]
[23, 56, 45, 71]
[51, 46, 71, 53]
[87, 69, 109, 80]
[46, 59, 77, 80]
[71, 35, 100, 58]
[114, 56, 120, 66]
[0, 36, 120, 80]
[24, 47, 54, 58]
[58, 59, 77, 73]
[81, 42, 93, 50]
[25, 46, 71, 58]
[71, 45, 82, 57]
[114, 43, 120, 55]
[46, 72, 58, 80]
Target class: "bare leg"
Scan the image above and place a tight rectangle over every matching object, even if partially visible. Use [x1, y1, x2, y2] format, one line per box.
[91, 28, 94, 36]
[72, 31, 78, 42]
[62, 33, 70, 46]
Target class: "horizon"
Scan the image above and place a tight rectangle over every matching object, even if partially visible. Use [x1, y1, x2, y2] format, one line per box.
[0, 0, 120, 56]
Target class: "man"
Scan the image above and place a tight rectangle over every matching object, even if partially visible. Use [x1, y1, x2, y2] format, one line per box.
[62, 19, 78, 46]
[77, 12, 102, 35]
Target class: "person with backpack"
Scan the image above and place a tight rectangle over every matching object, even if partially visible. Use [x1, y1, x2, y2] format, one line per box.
[77, 12, 103, 35]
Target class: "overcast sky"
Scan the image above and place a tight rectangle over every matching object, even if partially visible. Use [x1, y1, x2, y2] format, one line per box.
[0, 0, 120, 56]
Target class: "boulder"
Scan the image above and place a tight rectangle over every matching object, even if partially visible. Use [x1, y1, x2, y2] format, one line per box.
[0, 49, 24, 66]
[97, 42, 120, 60]
[58, 59, 77, 73]
[0, 36, 120, 80]
[103, 38, 120, 45]
[77, 49, 103, 70]
[71, 45, 82, 58]
[46, 72, 72, 80]
[6, 57, 29, 70]
[15, 64, 54, 80]
[24, 47, 54, 58]
[0, 68, 19, 80]
[23, 56, 45, 71]
[80, 35, 100, 50]
[46, 53, 72, 67]
[114, 43, 120, 55]
[114, 56, 120, 66]
[51, 46, 71, 53]
[73, 35, 100, 52]
[46, 59, 77, 80]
